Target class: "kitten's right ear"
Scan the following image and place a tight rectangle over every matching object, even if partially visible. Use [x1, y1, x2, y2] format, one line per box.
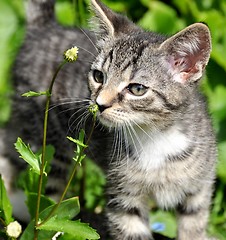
[160, 23, 211, 84]
[90, 0, 140, 40]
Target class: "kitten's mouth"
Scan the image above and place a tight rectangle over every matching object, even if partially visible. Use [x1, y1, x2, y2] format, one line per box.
[97, 111, 123, 129]
[97, 113, 115, 128]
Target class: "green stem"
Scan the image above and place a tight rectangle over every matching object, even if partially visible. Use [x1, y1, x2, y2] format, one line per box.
[38, 110, 96, 227]
[34, 61, 67, 240]
[0, 217, 6, 227]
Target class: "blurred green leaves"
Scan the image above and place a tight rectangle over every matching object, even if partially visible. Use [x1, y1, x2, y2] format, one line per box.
[139, 1, 185, 33]
[0, 0, 25, 125]
[0, 175, 13, 225]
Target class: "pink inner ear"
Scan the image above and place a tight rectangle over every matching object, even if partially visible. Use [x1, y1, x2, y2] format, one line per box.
[173, 49, 201, 72]
[171, 45, 205, 82]
[163, 24, 211, 83]
[170, 49, 205, 83]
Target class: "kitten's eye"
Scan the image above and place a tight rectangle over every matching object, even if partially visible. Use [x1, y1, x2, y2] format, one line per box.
[127, 84, 148, 96]
[93, 70, 104, 84]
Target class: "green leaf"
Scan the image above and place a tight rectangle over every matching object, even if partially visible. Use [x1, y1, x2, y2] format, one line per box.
[0, 175, 13, 225]
[73, 154, 86, 164]
[67, 130, 88, 165]
[14, 137, 41, 175]
[67, 136, 87, 148]
[37, 219, 100, 240]
[36, 145, 55, 175]
[26, 193, 55, 220]
[17, 168, 40, 195]
[17, 144, 55, 200]
[20, 197, 80, 240]
[67, 132, 87, 148]
[22, 90, 50, 97]
[151, 210, 177, 238]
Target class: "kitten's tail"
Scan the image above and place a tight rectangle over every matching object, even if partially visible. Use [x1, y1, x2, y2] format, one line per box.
[27, 0, 55, 27]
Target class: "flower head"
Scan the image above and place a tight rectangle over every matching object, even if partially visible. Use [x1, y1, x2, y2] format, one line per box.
[64, 46, 79, 62]
[88, 104, 99, 116]
[6, 221, 22, 238]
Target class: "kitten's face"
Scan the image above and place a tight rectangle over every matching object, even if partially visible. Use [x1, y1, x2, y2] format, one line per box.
[88, 36, 184, 129]
[89, 0, 211, 130]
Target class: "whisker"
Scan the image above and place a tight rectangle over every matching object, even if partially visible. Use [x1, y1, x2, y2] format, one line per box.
[79, 27, 99, 53]
[56, 107, 80, 117]
[117, 125, 123, 165]
[67, 106, 89, 132]
[131, 120, 154, 141]
[76, 111, 91, 132]
[110, 127, 119, 164]
[75, 45, 96, 58]
[68, 108, 90, 132]
[51, 98, 90, 103]
[126, 122, 143, 159]
[76, 59, 94, 65]
[122, 125, 130, 164]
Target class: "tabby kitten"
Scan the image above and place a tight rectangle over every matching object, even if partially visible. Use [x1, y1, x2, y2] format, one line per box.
[0, 0, 217, 239]
[89, 1, 217, 240]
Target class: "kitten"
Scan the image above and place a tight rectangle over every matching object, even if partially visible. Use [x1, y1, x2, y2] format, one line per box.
[89, 1, 217, 240]
[0, 0, 217, 239]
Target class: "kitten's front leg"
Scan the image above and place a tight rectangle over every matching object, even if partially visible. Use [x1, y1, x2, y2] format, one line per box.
[106, 170, 153, 240]
[176, 184, 215, 240]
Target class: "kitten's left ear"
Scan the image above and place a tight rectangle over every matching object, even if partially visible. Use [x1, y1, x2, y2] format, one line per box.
[160, 23, 211, 83]
[90, 0, 140, 39]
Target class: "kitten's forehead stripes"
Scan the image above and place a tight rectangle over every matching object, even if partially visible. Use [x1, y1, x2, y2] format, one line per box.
[101, 39, 150, 74]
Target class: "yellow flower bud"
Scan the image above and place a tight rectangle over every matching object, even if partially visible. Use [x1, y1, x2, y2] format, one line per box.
[88, 104, 99, 116]
[64, 46, 79, 62]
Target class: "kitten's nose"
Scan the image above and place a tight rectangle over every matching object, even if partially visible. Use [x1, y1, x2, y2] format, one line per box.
[97, 104, 110, 113]
[96, 94, 112, 113]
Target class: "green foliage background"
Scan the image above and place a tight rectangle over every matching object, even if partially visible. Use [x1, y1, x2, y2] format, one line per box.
[0, 0, 226, 239]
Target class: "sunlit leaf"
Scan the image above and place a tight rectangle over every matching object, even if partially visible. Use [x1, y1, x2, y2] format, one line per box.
[38, 219, 100, 240]
[22, 90, 50, 97]
[26, 193, 55, 220]
[0, 175, 13, 225]
[67, 130, 88, 165]
[67, 137, 87, 148]
[14, 137, 41, 175]
[20, 197, 80, 239]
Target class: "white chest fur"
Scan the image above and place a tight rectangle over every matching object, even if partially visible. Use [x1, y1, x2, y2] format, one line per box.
[129, 125, 190, 170]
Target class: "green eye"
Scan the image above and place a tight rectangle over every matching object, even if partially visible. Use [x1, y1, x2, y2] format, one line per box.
[93, 70, 104, 84]
[127, 84, 148, 96]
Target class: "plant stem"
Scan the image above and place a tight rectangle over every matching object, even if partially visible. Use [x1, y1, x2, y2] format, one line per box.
[0, 217, 6, 227]
[38, 111, 96, 227]
[34, 61, 66, 240]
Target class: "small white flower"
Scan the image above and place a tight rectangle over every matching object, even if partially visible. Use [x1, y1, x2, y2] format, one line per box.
[64, 46, 79, 62]
[6, 221, 22, 238]
[52, 231, 64, 240]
